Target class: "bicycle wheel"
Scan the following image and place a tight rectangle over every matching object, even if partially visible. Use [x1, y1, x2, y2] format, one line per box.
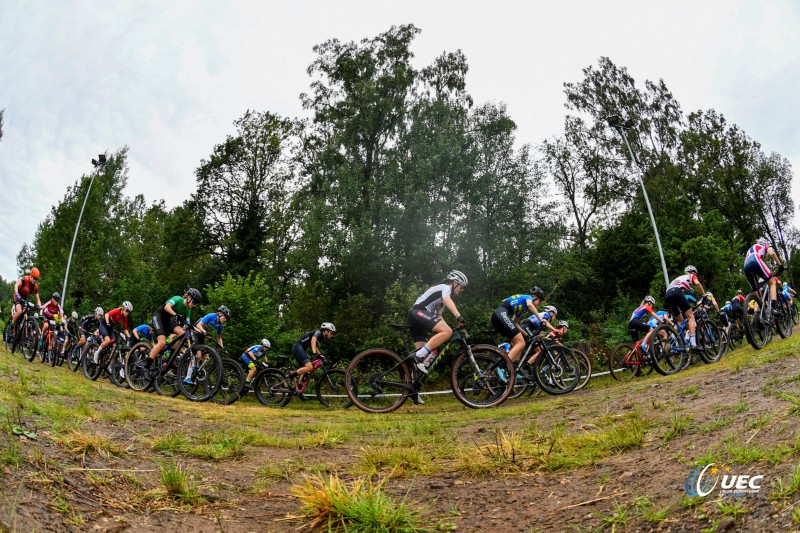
[775, 301, 793, 339]
[82, 341, 102, 379]
[571, 348, 592, 390]
[697, 320, 723, 363]
[608, 343, 639, 382]
[791, 303, 799, 326]
[506, 362, 531, 400]
[532, 346, 580, 395]
[107, 349, 129, 388]
[177, 345, 223, 402]
[212, 358, 246, 405]
[650, 323, 687, 375]
[743, 294, 769, 350]
[451, 344, 514, 408]
[253, 368, 292, 407]
[346, 348, 411, 414]
[154, 360, 182, 397]
[67, 344, 82, 372]
[3, 322, 12, 351]
[125, 342, 155, 391]
[315, 368, 352, 408]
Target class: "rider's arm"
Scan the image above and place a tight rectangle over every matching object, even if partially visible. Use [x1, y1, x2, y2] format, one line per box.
[768, 246, 783, 268]
[525, 300, 548, 330]
[442, 296, 463, 323]
[164, 302, 176, 317]
[217, 333, 224, 347]
[649, 310, 665, 323]
[310, 335, 321, 355]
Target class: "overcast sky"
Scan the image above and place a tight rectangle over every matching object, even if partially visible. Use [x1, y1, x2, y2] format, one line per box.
[1, 0, 798, 282]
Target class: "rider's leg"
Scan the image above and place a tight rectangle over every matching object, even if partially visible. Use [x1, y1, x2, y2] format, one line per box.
[507, 332, 525, 363]
[685, 308, 697, 347]
[11, 302, 23, 325]
[526, 345, 542, 366]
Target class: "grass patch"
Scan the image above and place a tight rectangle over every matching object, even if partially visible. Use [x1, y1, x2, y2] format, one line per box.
[457, 429, 526, 476]
[662, 413, 693, 442]
[157, 461, 206, 506]
[679, 385, 700, 397]
[291, 472, 425, 532]
[56, 429, 122, 460]
[105, 406, 142, 423]
[151, 431, 190, 455]
[698, 416, 734, 433]
[303, 427, 347, 448]
[770, 465, 800, 500]
[359, 447, 429, 476]
[716, 499, 748, 518]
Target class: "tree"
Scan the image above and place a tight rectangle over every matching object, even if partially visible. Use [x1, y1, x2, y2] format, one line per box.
[194, 110, 299, 283]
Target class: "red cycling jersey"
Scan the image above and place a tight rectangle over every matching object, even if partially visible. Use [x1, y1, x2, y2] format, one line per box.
[17, 276, 39, 297]
[106, 307, 129, 331]
[42, 299, 63, 320]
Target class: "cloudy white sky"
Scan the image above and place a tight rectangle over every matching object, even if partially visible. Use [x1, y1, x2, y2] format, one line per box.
[1, 0, 798, 281]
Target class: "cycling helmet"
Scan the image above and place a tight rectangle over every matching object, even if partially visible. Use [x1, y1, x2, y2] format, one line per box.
[737, 289, 743, 295]
[685, 265, 698, 275]
[558, 320, 569, 329]
[185, 288, 202, 304]
[217, 305, 231, 319]
[757, 237, 770, 247]
[95, 306, 104, 316]
[30, 267, 40, 279]
[261, 338, 271, 348]
[71, 311, 78, 320]
[446, 270, 468, 287]
[121, 300, 133, 312]
[52, 292, 61, 302]
[543, 305, 557, 315]
[705, 292, 713, 298]
[725, 301, 731, 307]
[33, 312, 39, 319]
[530, 286, 545, 299]
[644, 295, 656, 306]
[783, 281, 789, 288]
[321, 322, 336, 332]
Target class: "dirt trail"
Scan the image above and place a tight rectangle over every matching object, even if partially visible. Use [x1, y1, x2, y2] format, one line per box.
[2, 338, 800, 532]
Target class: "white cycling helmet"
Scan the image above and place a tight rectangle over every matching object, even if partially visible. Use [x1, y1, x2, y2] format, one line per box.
[783, 281, 788, 288]
[321, 322, 336, 332]
[446, 270, 468, 287]
[122, 301, 133, 312]
[261, 338, 271, 348]
[543, 305, 557, 315]
[757, 237, 770, 247]
[644, 295, 656, 306]
[725, 300, 731, 307]
[95, 306, 104, 316]
[705, 292, 713, 298]
[685, 265, 698, 274]
[558, 320, 569, 329]
[71, 311, 78, 320]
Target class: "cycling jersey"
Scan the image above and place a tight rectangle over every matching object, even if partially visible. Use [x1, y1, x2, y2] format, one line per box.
[667, 274, 698, 294]
[197, 313, 224, 335]
[646, 310, 669, 328]
[243, 345, 267, 358]
[17, 276, 38, 298]
[630, 304, 655, 321]
[783, 285, 793, 298]
[528, 311, 554, 330]
[720, 303, 732, 314]
[106, 308, 129, 330]
[734, 294, 745, 304]
[745, 243, 769, 261]
[501, 294, 536, 320]
[133, 324, 153, 341]
[42, 299, 63, 320]
[412, 284, 452, 315]
[297, 330, 324, 351]
[79, 315, 99, 334]
[163, 296, 191, 321]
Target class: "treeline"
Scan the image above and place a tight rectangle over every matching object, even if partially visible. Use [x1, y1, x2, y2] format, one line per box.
[18, 25, 797, 357]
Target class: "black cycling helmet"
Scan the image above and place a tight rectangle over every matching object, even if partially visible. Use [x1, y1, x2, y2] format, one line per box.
[52, 292, 61, 302]
[217, 305, 231, 319]
[185, 288, 202, 304]
[530, 286, 545, 299]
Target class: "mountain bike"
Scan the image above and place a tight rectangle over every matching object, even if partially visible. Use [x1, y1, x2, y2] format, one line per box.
[211, 357, 246, 405]
[501, 335, 581, 398]
[692, 307, 724, 364]
[124, 322, 222, 402]
[608, 337, 652, 382]
[648, 321, 690, 376]
[9, 301, 38, 358]
[82, 331, 125, 384]
[345, 324, 514, 414]
[253, 354, 351, 408]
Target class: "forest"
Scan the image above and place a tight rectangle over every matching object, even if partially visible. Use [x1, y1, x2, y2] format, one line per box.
[11, 24, 797, 358]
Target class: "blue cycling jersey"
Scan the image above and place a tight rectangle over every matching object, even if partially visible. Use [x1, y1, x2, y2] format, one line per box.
[528, 311, 554, 328]
[647, 310, 669, 328]
[502, 294, 535, 319]
[244, 345, 266, 358]
[198, 312, 224, 335]
[133, 324, 153, 341]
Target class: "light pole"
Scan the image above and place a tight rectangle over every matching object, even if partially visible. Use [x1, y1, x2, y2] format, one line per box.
[62, 154, 106, 303]
[607, 116, 670, 287]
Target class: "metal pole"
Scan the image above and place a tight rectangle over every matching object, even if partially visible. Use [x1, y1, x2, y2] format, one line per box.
[617, 129, 670, 287]
[62, 173, 96, 301]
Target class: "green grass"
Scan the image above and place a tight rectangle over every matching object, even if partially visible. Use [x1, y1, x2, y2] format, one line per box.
[359, 446, 430, 476]
[157, 461, 206, 506]
[770, 465, 800, 500]
[662, 413, 693, 442]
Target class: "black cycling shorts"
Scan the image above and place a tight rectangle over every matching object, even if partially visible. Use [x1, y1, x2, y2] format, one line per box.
[627, 318, 651, 342]
[98, 320, 112, 339]
[665, 287, 691, 316]
[406, 308, 442, 343]
[292, 342, 311, 367]
[491, 306, 520, 340]
[152, 308, 178, 338]
[730, 300, 743, 318]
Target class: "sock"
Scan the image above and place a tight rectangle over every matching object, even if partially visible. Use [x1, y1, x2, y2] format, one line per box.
[415, 346, 431, 360]
[185, 365, 195, 380]
[690, 334, 696, 347]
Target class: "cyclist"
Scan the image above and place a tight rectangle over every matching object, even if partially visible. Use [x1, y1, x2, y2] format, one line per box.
[241, 338, 271, 387]
[491, 286, 556, 365]
[697, 291, 721, 314]
[92, 301, 132, 363]
[782, 281, 796, 305]
[627, 296, 668, 353]
[665, 265, 710, 351]
[143, 288, 202, 373]
[744, 237, 784, 317]
[39, 292, 64, 350]
[546, 320, 570, 342]
[287, 323, 335, 386]
[11, 267, 42, 330]
[520, 305, 561, 367]
[195, 305, 230, 349]
[131, 323, 155, 344]
[408, 270, 468, 374]
[61, 311, 79, 357]
[719, 300, 732, 334]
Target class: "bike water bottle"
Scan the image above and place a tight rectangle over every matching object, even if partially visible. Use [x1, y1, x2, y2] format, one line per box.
[422, 349, 439, 367]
